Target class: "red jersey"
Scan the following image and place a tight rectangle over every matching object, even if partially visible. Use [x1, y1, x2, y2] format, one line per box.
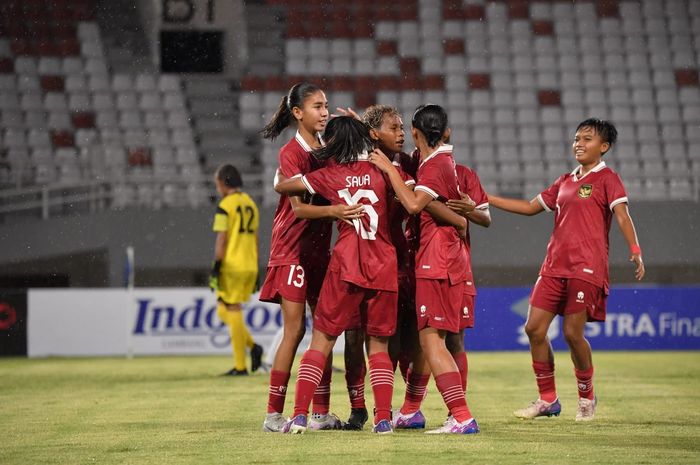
[537, 161, 628, 291]
[267, 131, 332, 267]
[302, 154, 398, 292]
[455, 164, 489, 296]
[413, 144, 468, 283]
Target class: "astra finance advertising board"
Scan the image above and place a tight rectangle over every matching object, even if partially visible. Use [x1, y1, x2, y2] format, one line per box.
[468, 286, 700, 351]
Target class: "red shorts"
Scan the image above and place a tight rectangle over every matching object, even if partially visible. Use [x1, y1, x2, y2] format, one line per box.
[460, 294, 475, 330]
[530, 276, 607, 322]
[415, 278, 467, 333]
[314, 269, 398, 337]
[258, 264, 308, 305]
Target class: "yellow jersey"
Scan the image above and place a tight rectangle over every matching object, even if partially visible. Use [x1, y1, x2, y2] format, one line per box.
[212, 192, 259, 273]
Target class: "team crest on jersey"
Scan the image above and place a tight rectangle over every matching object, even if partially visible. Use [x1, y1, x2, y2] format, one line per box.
[578, 184, 593, 199]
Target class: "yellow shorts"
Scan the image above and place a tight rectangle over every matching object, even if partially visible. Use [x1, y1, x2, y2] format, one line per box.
[217, 270, 257, 306]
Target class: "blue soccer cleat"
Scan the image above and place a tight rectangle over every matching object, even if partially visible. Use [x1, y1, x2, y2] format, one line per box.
[392, 409, 426, 429]
[281, 414, 308, 434]
[372, 419, 394, 434]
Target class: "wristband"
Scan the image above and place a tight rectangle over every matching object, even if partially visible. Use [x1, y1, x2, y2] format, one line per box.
[630, 244, 642, 255]
[211, 260, 222, 276]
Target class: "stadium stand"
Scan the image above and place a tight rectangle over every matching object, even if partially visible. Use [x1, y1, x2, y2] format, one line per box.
[237, 0, 700, 205]
[0, 0, 209, 211]
[1, 0, 699, 215]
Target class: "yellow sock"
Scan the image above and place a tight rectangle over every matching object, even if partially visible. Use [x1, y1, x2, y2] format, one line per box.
[229, 309, 248, 371]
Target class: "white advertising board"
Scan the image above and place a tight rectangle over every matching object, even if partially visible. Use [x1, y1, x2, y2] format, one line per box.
[27, 289, 324, 358]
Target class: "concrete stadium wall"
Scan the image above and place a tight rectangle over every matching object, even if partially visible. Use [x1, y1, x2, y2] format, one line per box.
[0, 200, 699, 287]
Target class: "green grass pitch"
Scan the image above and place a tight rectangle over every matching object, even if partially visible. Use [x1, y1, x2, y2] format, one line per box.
[1, 352, 699, 464]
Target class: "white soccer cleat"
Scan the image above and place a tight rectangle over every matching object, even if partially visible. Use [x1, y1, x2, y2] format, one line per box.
[575, 397, 597, 422]
[308, 412, 343, 430]
[262, 412, 287, 433]
[514, 398, 562, 419]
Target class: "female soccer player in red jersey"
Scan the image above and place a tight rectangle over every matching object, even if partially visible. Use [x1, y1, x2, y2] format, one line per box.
[258, 83, 363, 432]
[370, 104, 480, 435]
[274, 116, 408, 434]
[488, 118, 645, 422]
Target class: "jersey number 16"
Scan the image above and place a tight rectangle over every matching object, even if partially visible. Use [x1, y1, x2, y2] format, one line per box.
[337, 188, 378, 240]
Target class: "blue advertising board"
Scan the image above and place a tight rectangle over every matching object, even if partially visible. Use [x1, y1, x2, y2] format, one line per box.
[467, 286, 700, 351]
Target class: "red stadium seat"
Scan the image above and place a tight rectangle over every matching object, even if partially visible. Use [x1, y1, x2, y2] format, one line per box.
[40, 75, 65, 92]
[0, 58, 14, 73]
[508, 1, 530, 19]
[376, 41, 397, 56]
[596, 0, 619, 18]
[51, 130, 74, 148]
[422, 75, 445, 90]
[463, 5, 485, 20]
[240, 75, 265, 91]
[355, 91, 376, 109]
[71, 111, 95, 129]
[127, 147, 152, 167]
[538, 90, 562, 106]
[57, 39, 80, 57]
[11, 39, 36, 56]
[443, 39, 465, 55]
[468, 73, 491, 90]
[532, 21, 554, 36]
[676, 70, 699, 87]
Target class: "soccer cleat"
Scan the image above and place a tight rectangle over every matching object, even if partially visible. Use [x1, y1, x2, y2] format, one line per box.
[392, 409, 426, 429]
[575, 396, 597, 422]
[250, 344, 264, 373]
[308, 412, 343, 430]
[425, 417, 480, 435]
[513, 398, 561, 419]
[372, 419, 394, 434]
[281, 415, 307, 434]
[222, 368, 248, 376]
[342, 408, 369, 430]
[262, 412, 287, 433]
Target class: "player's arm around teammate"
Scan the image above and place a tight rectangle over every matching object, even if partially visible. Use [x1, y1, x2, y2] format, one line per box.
[489, 118, 644, 422]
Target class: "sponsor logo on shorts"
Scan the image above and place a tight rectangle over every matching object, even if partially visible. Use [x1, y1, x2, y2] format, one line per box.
[576, 291, 585, 303]
[421, 265, 431, 269]
[583, 268, 594, 274]
[434, 316, 444, 321]
[463, 306, 470, 318]
[420, 305, 427, 316]
[578, 184, 593, 199]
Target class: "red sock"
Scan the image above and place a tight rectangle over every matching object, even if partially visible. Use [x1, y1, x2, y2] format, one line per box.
[575, 367, 594, 400]
[267, 370, 291, 414]
[435, 371, 472, 423]
[312, 364, 332, 415]
[533, 361, 557, 403]
[400, 371, 430, 414]
[452, 351, 468, 394]
[368, 352, 394, 424]
[345, 359, 366, 409]
[292, 350, 326, 418]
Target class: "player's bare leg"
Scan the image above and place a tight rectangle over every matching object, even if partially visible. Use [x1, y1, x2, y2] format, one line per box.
[515, 306, 561, 419]
[343, 329, 368, 430]
[563, 310, 597, 421]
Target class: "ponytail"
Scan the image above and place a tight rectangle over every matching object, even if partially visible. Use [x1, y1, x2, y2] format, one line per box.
[412, 104, 448, 148]
[260, 96, 293, 140]
[260, 82, 322, 140]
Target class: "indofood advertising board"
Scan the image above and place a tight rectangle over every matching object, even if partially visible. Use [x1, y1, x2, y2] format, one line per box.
[26, 287, 700, 357]
[27, 289, 299, 357]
